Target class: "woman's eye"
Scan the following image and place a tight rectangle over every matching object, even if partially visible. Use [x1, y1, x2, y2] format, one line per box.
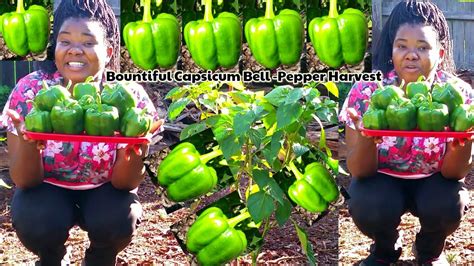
[59, 40, 70, 45]
[397, 44, 406, 49]
[418, 46, 428, 51]
[84, 42, 95, 47]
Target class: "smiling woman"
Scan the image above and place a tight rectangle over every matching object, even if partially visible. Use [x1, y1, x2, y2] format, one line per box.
[0, 0, 162, 265]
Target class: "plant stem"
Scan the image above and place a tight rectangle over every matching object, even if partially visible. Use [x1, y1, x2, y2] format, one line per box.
[200, 148, 223, 164]
[142, 0, 152, 23]
[17, 0, 25, 13]
[328, 0, 339, 18]
[264, 0, 275, 19]
[227, 210, 251, 228]
[289, 161, 304, 180]
[203, 0, 214, 22]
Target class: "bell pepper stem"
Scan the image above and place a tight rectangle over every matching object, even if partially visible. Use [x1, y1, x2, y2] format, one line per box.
[328, 0, 339, 18]
[203, 0, 214, 22]
[42, 80, 49, 90]
[288, 161, 304, 180]
[142, 0, 153, 23]
[17, 0, 25, 13]
[200, 149, 223, 164]
[227, 210, 251, 228]
[264, 0, 275, 19]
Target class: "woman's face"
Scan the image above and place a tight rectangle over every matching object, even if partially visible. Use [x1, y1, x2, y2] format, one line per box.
[392, 24, 444, 85]
[55, 18, 112, 87]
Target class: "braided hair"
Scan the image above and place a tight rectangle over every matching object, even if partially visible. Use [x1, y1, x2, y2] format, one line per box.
[373, 0, 455, 75]
[37, 0, 120, 72]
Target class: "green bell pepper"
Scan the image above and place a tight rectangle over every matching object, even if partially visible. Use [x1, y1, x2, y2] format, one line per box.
[245, 0, 304, 69]
[432, 82, 465, 113]
[123, 0, 180, 70]
[1, 0, 50, 56]
[308, 0, 368, 68]
[34, 81, 71, 112]
[385, 98, 417, 130]
[184, 0, 241, 70]
[78, 95, 97, 110]
[120, 107, 152, 137]
[417, 101, 449, 132]
[450, 104, 474, 132]
[370, 84, 404, 110]
[25, 105, 52, 133]
[186, 207, 249, 266]
[50, 98, 84, 134]
[157, 142, 221, 202]
[84, 104, 120, 136]
[362, 106, 388, 130]
[72, 76, 100, 102]
[288, 161, 339, 213]
[410, 93, 427, 109]
[406, 76, 430, 99]
[101, 82, 137, 117]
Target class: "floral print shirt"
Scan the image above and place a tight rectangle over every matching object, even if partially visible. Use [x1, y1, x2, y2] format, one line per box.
[339, 70, 473, 178]
[1, 70, 160, 189]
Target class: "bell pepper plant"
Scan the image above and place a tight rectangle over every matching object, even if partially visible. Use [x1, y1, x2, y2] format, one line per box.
[123, 0, 180, 70]
[432, 82, 465, 113]
[186, 207, 249, 266]
[385, 98, 417, 130]
[50, 98, 84, 134]
[184, 0, 241, 70]
[308, 0, 368, 68]
[34, 81, 71, 112]
[1, 0, 50, 56]
[370, 84, 405, 110]
[450, 104, 474, 132]
[157, 142, 222, 202]
[245, 0, 304, 69]
[120, 107, 152, 137]
[84, 103, 120, 136]
[362, 106, 388, 130]
[101, 83, 137, 117]
[288, 161, 339, 213]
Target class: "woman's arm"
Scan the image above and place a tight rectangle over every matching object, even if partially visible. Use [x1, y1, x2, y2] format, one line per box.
[441, 140, 472, 180]
[345, 125, 379, 179]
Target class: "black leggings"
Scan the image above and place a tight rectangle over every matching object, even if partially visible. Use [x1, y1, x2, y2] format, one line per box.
[348, 172, 469, 262]
[11, 182, 142, 266]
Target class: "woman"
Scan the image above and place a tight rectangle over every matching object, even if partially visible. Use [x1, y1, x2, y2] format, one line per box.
[1, 0, 161, 264]
[339, 1, 472, 265]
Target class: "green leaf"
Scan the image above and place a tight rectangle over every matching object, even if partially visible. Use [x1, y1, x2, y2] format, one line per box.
[293, 222, 317, 266]
[248, 128, 265, 149]
[220, 134, 243, 160]
[168, 98, 191, 120]
[267, 179, 285, 205]
[180, 122, 207, 140]
[276, 103, 303, 129]
[233, 110, 255, 137]
[315, 106, 338, 124]
[247, 191, 275, 223]
[165, 86, 183, 99]
[264, 86, 291, 106]
[324, 81, 339, 98]
[284, 87, 304, 104]
[304, 88, 320, 104]
[292, 143, 310, 158]
[208, 114, 233, 142]
[0, 178, 11, 189]
[275, 199, 292, 226]
[253, 169, 270, 187]
[262, 131, 282, 166]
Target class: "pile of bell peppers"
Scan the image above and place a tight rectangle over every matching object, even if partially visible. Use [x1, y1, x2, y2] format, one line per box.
[0, 0, 50, 57]
[157, 142, 222, 202]
[186, 207, 250, 265]
[24, 78, 153, 137]
[362, 77, 472, 132]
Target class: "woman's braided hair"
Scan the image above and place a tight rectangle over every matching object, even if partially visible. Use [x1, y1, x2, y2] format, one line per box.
[373, 0, 455, 75]
[41, 0, 120, 72]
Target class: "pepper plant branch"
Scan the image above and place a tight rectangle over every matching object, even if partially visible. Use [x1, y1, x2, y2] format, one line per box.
[328, 0, 339, 18]
[227, 210, 251, 228]
[265, 0, 275, 19]
[17, 0, 25, 13]
[203, 0, 214, 22]
[141, 0, 153, 23]
[288, 161, 304, 180]
[199, 148, 223, 164]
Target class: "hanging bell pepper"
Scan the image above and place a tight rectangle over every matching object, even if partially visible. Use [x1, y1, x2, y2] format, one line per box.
[417, 97, 449, 132]
[450, 104, 474, 132]
[120, 107, 152, 137]
[123, 0, 180, 70]
[308, 0, 368, 68]
[385, 98, 417, 130]
[25, 101, 52, 133]
[72, 76, 100, 102]
[1, 0, 50, 56]
[50, 99, 84, 134]
[362, 106, 388, 130]
[101, 82, 137, 117]
[288, 161, 339, 213]
[84, 103, 120, 136]
[186, 207, 249, 266]
[245, 0, 304, 69]
[432, 82, 465, 113]
[34, 81, 71, 112]
[370, 84, 404, 110]
[157, 142, 221, 202]
[406, 76, 430, 99]
[184, 0, 241, 70]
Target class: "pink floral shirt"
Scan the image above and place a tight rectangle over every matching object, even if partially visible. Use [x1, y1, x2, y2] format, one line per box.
[339, 70, 473, 178]
[1, 71, 160, 189]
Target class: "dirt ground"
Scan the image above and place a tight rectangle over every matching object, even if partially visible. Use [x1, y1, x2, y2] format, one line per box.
[0, 153, 472, 265]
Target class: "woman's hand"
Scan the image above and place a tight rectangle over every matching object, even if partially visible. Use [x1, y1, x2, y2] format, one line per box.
[346, 108, 383, 144]
[6, 109, 46, 150]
